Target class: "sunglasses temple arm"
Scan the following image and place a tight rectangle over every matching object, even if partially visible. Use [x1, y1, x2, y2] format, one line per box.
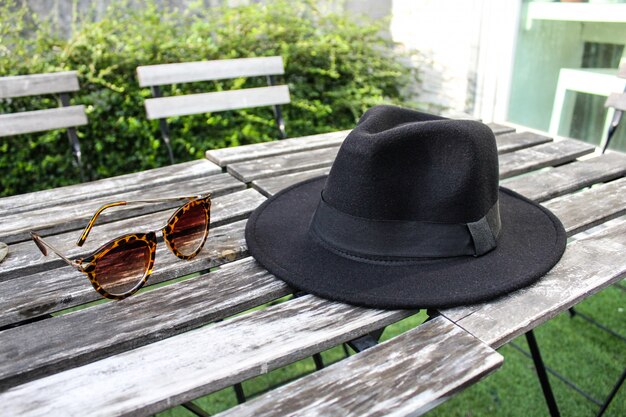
[75, 194, 212, 246]
[31, 233, 82, 271]
[76, 201, 127, 247]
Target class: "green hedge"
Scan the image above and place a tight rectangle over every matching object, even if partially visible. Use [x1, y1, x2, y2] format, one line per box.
[0, 0, 419, 197]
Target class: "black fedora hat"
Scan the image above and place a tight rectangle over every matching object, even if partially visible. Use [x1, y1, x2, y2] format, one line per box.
[245, 105, 566, 309]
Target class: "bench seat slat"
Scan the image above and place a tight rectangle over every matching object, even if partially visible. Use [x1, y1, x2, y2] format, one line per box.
[0, 106, 87, 137]
[144, 85, 290, 119]
[217, 317, 502, 417]
[0, 71, 79, 99]
[441, 218, 626, 348]
[0, 159, 221, 217]
[0, 173, 244, 245]
[0, 294, 412, 416]
[0, 188, 264, 283]
[137, 57, 285, 87]
[496, 131, 552, 154]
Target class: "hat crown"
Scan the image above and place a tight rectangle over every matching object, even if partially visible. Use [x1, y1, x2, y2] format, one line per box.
[323, 106, 499, 224]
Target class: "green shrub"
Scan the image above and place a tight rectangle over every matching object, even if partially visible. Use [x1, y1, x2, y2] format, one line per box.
[0, 0, 420, 197]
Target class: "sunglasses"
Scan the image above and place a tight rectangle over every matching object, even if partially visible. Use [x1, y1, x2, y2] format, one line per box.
[31, 194, 211, 300]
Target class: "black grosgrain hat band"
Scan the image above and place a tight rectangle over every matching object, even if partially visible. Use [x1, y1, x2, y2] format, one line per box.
[309, 193, 502, 259]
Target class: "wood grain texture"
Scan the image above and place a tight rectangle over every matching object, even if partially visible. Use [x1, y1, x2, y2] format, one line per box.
[144, 86, 290, 119]
[227, 146, 340, 183]
[0, 173, 244, 245]
[541, 177, 626, 237]
[496, 131, 552, 154]
[503, 152, 626, 202]
[0, 219, 250, 327]
[0, 295, 412, 416]
[252, 167, 330, 197]
[498, 138, 595, 179]
[217, 317, 502, 417]
[0, 106, 87, 137]
[0, 188, 265, 283]
[0, 258, 292, 390]
[605, 92, 626, 111]
[137, 57, 284, 87]
[0, 71, 79, 99]
[206, 125, 522, 169]
[205, 130, 350, 167]
[486, 123, 515, 135]
[0, 159, 221, 217]
[441, 219, 626, 348]
[249, 138, 592, 198]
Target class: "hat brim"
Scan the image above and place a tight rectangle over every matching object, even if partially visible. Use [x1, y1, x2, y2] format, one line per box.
[245, 176, 566, 309]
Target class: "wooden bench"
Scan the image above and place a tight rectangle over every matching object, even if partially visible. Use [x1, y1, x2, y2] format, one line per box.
[0, 71, 87, 179]
[137, 56, 291, 164]
[0, 124, 624, 416]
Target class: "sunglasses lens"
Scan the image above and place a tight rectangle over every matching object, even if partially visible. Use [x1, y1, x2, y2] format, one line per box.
[171, 202, 208, 257]
[95, 239, 151, 296]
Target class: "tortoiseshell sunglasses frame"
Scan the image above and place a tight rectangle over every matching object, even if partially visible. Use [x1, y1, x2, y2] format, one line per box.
[31, 194, 211, 300]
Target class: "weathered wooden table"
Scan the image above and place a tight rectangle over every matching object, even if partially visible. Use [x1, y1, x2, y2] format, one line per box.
[0, 124, 624, 416]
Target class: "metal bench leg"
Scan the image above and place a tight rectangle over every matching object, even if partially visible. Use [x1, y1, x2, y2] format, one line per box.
[59, 93, 85, 181]
[526, 330, 561, 417]
[266, 75, 286, 139]
[150, 86, 176, 164]
[233, 382, 246, 404]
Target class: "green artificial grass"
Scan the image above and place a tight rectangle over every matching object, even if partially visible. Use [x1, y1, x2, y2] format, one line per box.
[156, 284, 624, 417]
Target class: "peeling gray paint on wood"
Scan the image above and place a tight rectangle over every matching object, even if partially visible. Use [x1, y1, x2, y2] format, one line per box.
[0, 188, 265, 282]
[0, 173, 244, 244]
[441, 219, 626, 347]
[487, 123, 515, 135]
[252, 167, 330, 197]
[228, 134, 576, 185]
[0, 219, 249, 326]
[541, 177, 626, 237]
[0, 159, 221, 217]
[206, 130, 350, 167]
[495, 131, 552, 154]
[0, 295, 413, 416]
[217, 317, 502, 417]
[503, 152, 626, 202]
[0, 258, 292, 390]
[498, 138, 594, 179]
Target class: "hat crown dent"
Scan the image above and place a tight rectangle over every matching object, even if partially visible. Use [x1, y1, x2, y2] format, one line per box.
[323, 106, 499, 224]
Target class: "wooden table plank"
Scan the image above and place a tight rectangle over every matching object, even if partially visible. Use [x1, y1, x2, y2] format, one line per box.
[252, 167, 330, 197]
[205, 130, 350, 167]
[0, 258, 292, 390]
[0, 173, 244, 245]
[230, 132, 560, 185]
[503, 152, 626, 202]
[227, 146, 340, 183]
[541, 177, 626, 237]
[0, 219, 249, 328]
[498, 138, 594, 179]
[441, 219, 626, 348]
[487, 122, 516, 135]
[0, 159, 221, 217]
[0, 188, 264, 282]
[0, 295, 412, 416]
[217, 317, 502, 417]
[496, 131, 552, 154]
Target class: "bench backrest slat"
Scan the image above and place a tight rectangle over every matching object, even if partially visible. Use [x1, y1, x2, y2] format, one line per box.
[0, 71, 80, 99]
[144, 85, 290, 120]
[136, 56, 285, 87]
[0, 106, 87, 137]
